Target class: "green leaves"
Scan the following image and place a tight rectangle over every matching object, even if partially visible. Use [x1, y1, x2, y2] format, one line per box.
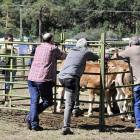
[0, 0, 140, 39]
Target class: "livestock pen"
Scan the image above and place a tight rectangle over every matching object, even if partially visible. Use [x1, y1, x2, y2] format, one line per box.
[0, 33, 134, 134]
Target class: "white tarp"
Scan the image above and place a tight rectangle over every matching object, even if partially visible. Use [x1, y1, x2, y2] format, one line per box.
[18, 44, 28, 55]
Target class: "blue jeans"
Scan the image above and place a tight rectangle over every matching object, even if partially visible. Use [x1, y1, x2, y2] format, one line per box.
[27, 80, 53, 128]
[133, 84, 140, 128]
[3, 71, 16, 91]
[28, 58, 34, 69]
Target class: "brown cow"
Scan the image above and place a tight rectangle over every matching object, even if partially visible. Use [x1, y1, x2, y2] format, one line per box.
[57, 61, 117, 116]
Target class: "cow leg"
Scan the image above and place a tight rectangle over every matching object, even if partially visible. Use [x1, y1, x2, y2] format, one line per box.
[112, 92, 118, 111]
[57, 87, 66, 112]
[123, 98, 128, 112]
[119, 95, 125, 121]
[105, 90, 113, 115]
[124, 98, 133, 121]
[127, 102, 133, 121]
[88, 89, 95, 116]
[116, 91, 125, 121]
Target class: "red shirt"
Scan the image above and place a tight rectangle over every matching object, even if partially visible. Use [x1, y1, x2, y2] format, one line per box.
[28, 43, 63, 82]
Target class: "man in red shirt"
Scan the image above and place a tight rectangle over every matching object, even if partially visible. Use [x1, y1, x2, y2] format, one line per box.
[24, 33, 67, 131]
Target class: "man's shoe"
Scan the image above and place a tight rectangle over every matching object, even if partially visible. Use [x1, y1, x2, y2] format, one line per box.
[23, 115, 31, 130]
[61, 129, 74, 135]
[32, 126, 43, 131]
[4, 102, 9, 107]
[72, 109, 84, 117]
[134, 128, 140, 132]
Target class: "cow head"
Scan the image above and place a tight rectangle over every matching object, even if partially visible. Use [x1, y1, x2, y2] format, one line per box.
[107, 60, 120, 73]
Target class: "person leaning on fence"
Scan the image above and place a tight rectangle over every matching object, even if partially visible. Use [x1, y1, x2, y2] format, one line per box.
[113, 37, 140, 132]
[59, 38, 99, 135]
[23, 33, 67, 131]
[28, 43, 37, 69]
[0, 34, 18, 107]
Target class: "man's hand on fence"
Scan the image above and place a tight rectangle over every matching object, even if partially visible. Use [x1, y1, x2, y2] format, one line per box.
[13, 46, 19, 51]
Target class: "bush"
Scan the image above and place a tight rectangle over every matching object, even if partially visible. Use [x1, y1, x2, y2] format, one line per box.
[71, 28, 105, 40]
[106, 30, 118, 40]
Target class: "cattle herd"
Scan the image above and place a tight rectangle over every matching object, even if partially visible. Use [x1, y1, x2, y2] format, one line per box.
[56, 58, 133, 122]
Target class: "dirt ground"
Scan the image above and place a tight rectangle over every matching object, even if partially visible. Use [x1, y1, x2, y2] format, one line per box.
[0, 105, 136, 132]
[0, 58, 139, 140]
[0, 106, 138, 140]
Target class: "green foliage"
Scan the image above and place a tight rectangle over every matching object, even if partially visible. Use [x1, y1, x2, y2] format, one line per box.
[106, 30, 118, 39]
[65, 30, 75, 39]
[115, 22, 125, 39]
[29, 22, 38, 38]
[129, 33, 137, 37]
[66, 28, 118, 40]
[103, 21, 109, 31]
[86, 28, 105, 39]
[54, 29, 61, 41]
[72, 32, 88, 40]
[0, 0, 24, 37]
[137, 22, 140, 35]
[66, 28, 105, 40]
[50, 28, 61, 41]
[0, 0, 140, 39]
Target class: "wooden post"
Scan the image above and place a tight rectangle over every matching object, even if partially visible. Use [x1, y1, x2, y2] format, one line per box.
[99, 33, 105, 132]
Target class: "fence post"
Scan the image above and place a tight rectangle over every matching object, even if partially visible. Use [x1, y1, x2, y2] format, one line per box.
[127, 59, 134, 113]
[21, 58, 25, 79]
[61, 32, 65, 51]
[9, 45, 14, 107]
[99, 33, 105, 132]
[53, 76, 57, 113]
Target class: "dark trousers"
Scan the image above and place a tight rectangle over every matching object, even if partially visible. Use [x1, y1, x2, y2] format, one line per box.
[59, 76, 79, 131]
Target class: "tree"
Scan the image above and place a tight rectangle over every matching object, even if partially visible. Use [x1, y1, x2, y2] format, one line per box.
[136, 22, 140, 35]
[0, 0, 21, 38]
[0, 0, 140, 39]
[22, 0, 63, 42]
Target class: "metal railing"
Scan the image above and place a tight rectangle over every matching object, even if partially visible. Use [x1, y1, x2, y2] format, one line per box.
[0, 33, 133, 132]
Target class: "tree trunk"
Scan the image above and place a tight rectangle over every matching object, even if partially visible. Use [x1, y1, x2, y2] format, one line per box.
[39, 8, 42, 42]
[20, 7, 23, 41]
